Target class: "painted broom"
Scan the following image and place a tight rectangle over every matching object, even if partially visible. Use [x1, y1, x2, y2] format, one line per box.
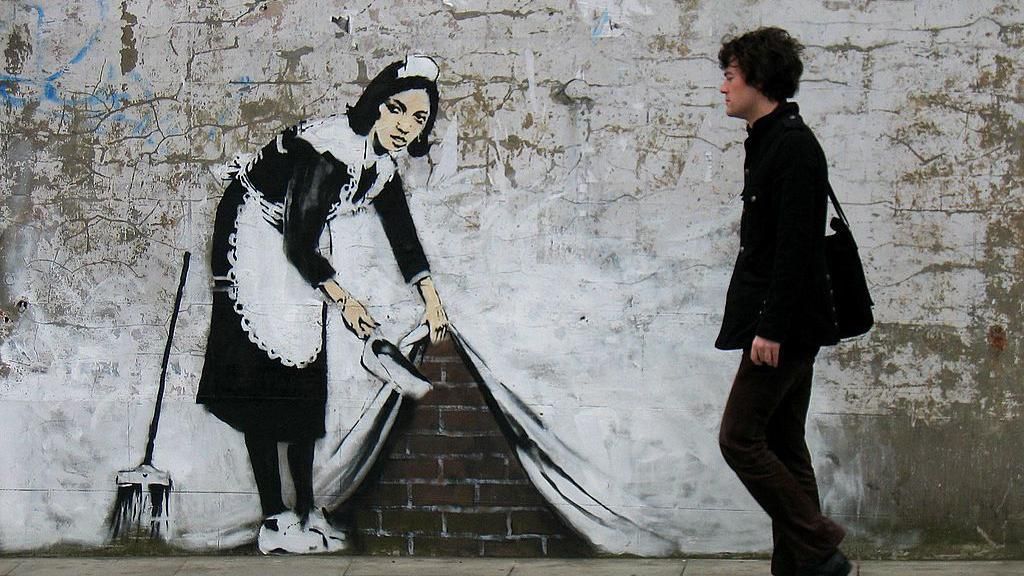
[108, 251, 190, 540]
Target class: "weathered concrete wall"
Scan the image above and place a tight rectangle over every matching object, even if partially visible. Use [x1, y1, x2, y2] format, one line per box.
[0, 0, 1022, 557]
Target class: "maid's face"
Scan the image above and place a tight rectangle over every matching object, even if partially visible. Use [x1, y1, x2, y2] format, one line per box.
[372, 89, 430, 152]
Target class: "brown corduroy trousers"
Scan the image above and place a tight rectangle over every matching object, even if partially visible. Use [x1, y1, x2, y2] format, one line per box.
[719, 350, 845, 576]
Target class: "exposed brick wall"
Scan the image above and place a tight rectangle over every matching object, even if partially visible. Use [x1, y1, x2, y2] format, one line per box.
[342, 337, 591, 557]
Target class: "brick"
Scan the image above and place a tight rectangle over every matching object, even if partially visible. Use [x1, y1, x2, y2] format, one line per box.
[419, 356, 460, 379]
[507, 456, 528, 480]
[442, 456, 509, 481]
[420, 383, 488, 407]
[353, 507, 381, 532]
[423, 336, 457, 357]
[477, 483, 546, 507]
[385, 435, 410, 456]
[381, 457, 440, 481]
[416, 360, 446, 382]
[358, 535, 409, 556]
[436, 360, 479, 385]
[444, 511, 508, 536]
[410, 535, 482, 557]
[510, 509, 567, 535]
[407, 406, 441, 432]
[481, 537, 545, 557]
[441, 408, 501, 433]
[410, 483, 476, 507]
[381, 509, 444, 534]
[353, 483, 409, 507]
[405, 434, 509, 456]
[545, 534, 594, 557]
[418, 349, 478, 384]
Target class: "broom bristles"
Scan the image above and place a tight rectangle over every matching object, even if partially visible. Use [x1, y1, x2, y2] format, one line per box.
[108, 464, 172, 540]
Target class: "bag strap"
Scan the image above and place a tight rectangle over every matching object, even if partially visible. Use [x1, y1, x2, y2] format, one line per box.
[826, 182, 850, 228]
[825, 182, 862, 250]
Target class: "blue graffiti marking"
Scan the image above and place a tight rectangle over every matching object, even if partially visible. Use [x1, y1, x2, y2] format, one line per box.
[43, 0, 108, 87]
[230, 76, 255, 96]
[0, 0, 163, 140]
[591, 9, 611, 40]
[2, 85, 29, 106]
[2, 0, 110, 107]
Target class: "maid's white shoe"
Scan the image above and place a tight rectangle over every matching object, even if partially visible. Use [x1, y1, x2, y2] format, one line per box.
[257, 510, 327, 555]
[306, 507, 348, 551]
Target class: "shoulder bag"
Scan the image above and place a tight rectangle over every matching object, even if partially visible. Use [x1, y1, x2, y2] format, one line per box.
[825, 185, 874, 339]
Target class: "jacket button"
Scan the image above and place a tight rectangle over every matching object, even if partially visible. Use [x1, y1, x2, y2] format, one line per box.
[751, 195, 757, 202]
[739, 246, 745, 253]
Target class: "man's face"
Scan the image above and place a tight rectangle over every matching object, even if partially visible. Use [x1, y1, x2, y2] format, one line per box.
[720, 62, 762, 123]
[372, 89, 430, 152]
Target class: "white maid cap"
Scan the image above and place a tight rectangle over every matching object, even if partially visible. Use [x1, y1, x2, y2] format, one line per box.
[397, 54, 439, 82]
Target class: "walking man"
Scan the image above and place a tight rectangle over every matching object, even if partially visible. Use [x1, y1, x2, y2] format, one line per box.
[714, 27, 852, 576]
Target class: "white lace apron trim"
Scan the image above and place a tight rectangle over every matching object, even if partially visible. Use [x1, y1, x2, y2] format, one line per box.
[227, 188, 328, 368]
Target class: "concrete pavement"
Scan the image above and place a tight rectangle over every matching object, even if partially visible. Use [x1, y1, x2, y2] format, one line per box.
[1, 557, 1023, 575]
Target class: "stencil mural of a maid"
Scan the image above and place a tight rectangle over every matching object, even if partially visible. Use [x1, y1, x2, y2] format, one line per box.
[196, 55, 449, 555]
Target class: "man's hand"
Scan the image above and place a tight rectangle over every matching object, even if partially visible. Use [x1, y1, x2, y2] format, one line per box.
[750, 336, 780, 367]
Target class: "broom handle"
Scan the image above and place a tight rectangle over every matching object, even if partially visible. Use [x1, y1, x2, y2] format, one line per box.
[143, 251, 191, 466]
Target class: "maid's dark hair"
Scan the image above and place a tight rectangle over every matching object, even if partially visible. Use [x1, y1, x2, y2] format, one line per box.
[347, 59, 440, 158]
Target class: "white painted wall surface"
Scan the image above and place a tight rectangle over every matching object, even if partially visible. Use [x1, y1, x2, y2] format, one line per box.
[0, 0, 1021, 555]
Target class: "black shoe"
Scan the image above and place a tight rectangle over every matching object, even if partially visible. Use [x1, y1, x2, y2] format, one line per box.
[798, 550, 853, 576]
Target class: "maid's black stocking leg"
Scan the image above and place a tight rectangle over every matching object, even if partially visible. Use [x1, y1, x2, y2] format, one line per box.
[287, 440, 316, 519]
[244, 432, 286, 517]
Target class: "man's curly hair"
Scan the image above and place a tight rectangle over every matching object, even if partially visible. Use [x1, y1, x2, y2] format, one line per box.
[719, 27, 804, 102]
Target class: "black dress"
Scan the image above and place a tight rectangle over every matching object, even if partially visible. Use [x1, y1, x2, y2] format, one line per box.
[197, 116, 430, 442]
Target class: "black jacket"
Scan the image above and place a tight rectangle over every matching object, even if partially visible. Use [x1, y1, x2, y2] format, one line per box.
[715, 102, 839, 351]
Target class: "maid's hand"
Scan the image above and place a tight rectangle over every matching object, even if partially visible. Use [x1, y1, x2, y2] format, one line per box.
[321, 279, 378, 340]
[424, 300, 449, 344]
[340, 297, 378, 340]
[416, 276, 449, 344]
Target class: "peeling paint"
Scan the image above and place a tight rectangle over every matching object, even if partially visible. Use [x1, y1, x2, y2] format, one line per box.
[239, 0, 288, 32]
[987, 325, 1008, 352]
[118, 1, 138, 75]
[4, 24, 32, 76]
[277, 46, 314, 80]
[332, 14, 352, 37]
[819, 412, 1024, 556]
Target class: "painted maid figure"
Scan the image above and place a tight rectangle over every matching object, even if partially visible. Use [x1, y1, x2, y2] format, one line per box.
[197, 55, 449, 554]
